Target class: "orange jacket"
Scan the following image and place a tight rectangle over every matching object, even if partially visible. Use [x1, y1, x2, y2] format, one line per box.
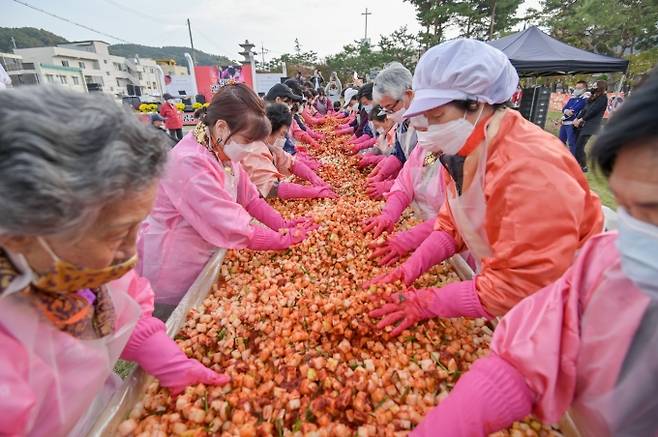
[435, 109, 603, 316]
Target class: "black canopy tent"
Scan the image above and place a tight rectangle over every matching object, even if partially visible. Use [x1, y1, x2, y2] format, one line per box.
[488, 26, 629, 77]
[488, 26, 628, 127]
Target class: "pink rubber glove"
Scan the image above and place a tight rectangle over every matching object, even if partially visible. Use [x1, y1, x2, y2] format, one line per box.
[122, 317, 230, 395]
[284, 216, 318, 232]
[248, 225, 310, 250]
[350, 137, 377, 154]
[244, 197, 286, 230]
[362, 191, 409, 237]
[364, 230, 456, 287]
[369, 280, 491, 335]
[358, 154, 385, 169]
[368, 155, 402, 183]
[295, 151, 321, 170]
[278, 182, 338, 199]
[291, 160, 329, 187]
[308, 129, 324, 141]
[411, 356, 534, 436]
[335, 126, 353, 136]
[369, 219, 434, 266]
[351, 134, 371, 145]
[365, 179, 394, 200]
[300, 133, 320, 148]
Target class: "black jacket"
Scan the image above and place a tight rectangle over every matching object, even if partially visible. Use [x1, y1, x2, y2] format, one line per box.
[576, 93, 608, 136]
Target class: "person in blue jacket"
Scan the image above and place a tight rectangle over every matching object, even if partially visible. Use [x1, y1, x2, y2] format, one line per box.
[559, 80, 589, 156]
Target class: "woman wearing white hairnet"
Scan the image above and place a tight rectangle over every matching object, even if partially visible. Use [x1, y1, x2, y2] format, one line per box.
[409, 67, 658, 437]
[368, 39, 603, 330]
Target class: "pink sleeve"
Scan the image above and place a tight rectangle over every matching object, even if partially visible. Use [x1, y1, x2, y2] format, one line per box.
[386, 147, 422, 203]
[0, 329, 35, 435]
[162, 156, 255, 249]
[488, 236, 614, 422]
[109, 270, 155, 317]
[290, 119, 305, 141]
[236, 164, 265, 206]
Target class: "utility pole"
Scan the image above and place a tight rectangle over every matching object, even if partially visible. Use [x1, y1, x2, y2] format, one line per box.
[361, 8, 372, 42]
[488, 0, 497, 40]
[11, 36, 17, 50]
[187, 18, 196, 64]
[260, 42, 269, 67]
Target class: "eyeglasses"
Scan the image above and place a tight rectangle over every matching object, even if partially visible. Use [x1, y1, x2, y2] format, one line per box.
[380, 99, 402, 115]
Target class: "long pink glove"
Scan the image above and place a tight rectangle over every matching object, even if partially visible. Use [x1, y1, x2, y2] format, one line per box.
[364, 230, 456, 287]
[362, 191, 408, 237]
[369, 219, 434, 266]
[296, 152, 321, 171]
[351, 134, 372, 145]
[369, 280, 491, 335]
[351, 137, 377, 154]
[358, 154, 385, 169]
[122, 317, 230, 395]
[411, 356, 534, 436]
[308, 129, 325, 141]
[248, 225, 310, 250]
[365, 179, 394, 200]
[298, 132, 320, 148]
[335, 126, 353, 136]
[291, 160, 328, 187]
[368, 155, 402, 183]
[278, 182, 337, 199]
[244, 197, 286, 230]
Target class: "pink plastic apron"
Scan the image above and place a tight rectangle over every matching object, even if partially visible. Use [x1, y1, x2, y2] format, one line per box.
[0, 253, 140, 436]
[569, 263, 654, 436]
[447, 140, 493, 273]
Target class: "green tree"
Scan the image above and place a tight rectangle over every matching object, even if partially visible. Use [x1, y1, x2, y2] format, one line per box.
[377, 26, 420, 70]
[404, 0, 457, 48]
[541, 0, 658, 57]
[627, 47, 658, 82]
[453, 0, 523, 39]
[325, 26, 422, 83]
[261, 50, 319, 74]
[0, 27, 68, 52]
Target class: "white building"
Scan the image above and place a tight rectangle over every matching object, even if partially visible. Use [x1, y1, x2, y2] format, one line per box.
[12, 40, 163, 99]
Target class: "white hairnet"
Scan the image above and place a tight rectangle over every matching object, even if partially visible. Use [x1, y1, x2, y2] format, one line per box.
[405, 39, 519, 117]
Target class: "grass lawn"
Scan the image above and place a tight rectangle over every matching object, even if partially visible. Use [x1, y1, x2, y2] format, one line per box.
[544, 110, 616, 208]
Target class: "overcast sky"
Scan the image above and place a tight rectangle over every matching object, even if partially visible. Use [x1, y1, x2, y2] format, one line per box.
[3, 0, 541, 62]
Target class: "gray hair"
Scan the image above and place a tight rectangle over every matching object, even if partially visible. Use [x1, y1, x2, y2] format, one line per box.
[373, 62, 413, 102]
[0, 86, 169, 236]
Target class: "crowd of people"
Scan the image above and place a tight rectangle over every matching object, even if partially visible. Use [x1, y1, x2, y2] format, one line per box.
[0, 37, 656, 436]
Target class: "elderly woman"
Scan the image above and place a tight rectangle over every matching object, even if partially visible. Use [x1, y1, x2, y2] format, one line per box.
[369, 39, 603, 330]
[410, 68, 658, 437]
[138, 84, 315, 315]
[0, 87, 227, 436]
[365, 62, 418, 198]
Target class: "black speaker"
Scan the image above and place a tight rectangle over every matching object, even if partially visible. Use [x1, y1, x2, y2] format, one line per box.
[519, 86, 551, 128]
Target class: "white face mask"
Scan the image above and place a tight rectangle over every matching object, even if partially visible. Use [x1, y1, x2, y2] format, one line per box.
[573, 88, 585, 97]
[223, 140, 254, 162]
[415, 106, 484, 155]
[167, 99, 175, 104]
[388, 107, 406, 123]
[376, 127, 385, 135]
[616, 207, 658, 298]
[363, 104, 373, 113]
[351, 102, 359, 112]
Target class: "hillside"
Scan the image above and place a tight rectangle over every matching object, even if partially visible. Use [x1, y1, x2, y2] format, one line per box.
[109, 44, 234, 67]
[0, 27, 68, 52]
[0, 27, 234, 66]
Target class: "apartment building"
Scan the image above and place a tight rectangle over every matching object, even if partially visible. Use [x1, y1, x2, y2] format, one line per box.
[12, 40, 163, 99]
